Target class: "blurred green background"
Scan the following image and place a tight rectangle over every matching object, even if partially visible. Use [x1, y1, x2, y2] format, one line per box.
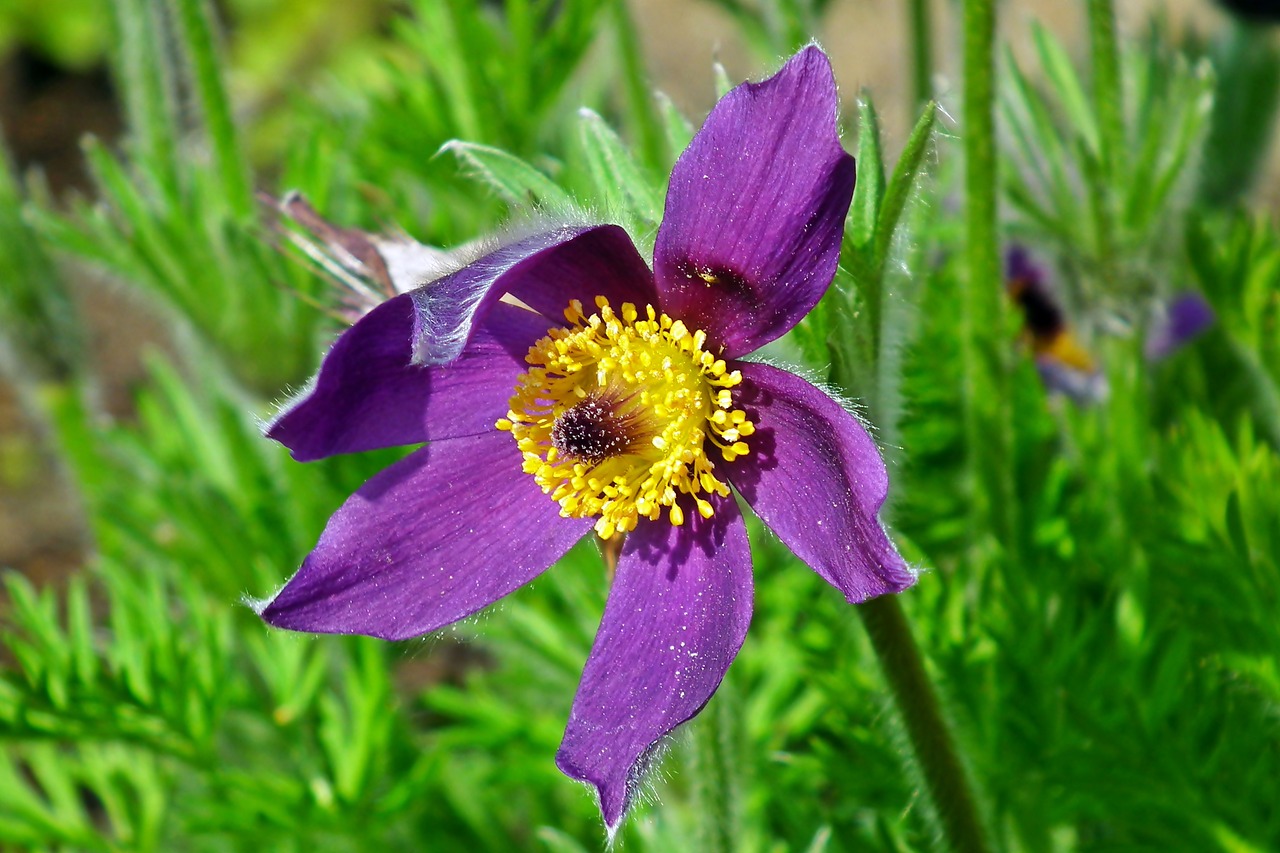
[1, 0, 1277, 850]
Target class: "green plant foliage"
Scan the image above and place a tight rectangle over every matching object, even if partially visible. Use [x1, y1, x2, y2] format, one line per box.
[14, 0, 324, 395]
[1001, 22, 1214, 313]
[0, 156, 81, 378]
[1, 0, 1279, 851]
[701, 0, 836, 59]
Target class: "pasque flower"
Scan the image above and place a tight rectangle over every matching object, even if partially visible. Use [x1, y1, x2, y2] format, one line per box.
[1144, 292, 1215, 361]
[256, 46, 915, 830]
[1005, 246, 1108, 403]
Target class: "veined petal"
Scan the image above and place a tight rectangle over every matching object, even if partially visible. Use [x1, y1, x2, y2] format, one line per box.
[556, 496, 752, 832]
[255, 431, 592, 640]
[267, 298, 552, 461]
[412, 224, 655, 365]
[727, 362, 915, 602]
[652, 46, 855, 358]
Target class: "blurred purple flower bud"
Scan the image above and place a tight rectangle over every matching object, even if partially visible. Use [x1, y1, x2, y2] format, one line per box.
[1145, 293, 1215, 361]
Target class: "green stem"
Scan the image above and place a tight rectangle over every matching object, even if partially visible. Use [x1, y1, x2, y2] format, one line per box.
[858, 595, 990, 853]
[689, 677, 740, 853]
[961, 0, 1014, 544]
[908, 0, 934, 110]
[1087, 0, 1124, 181]
[1087, 0, 1123, 287]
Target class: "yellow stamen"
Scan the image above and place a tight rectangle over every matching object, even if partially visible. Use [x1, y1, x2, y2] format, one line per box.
[496, 297, 754, 538]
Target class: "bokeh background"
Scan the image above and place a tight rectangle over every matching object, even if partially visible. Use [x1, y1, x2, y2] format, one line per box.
[2, 0, 1278, 850]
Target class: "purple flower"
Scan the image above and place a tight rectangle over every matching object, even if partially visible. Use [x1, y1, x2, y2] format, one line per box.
[255, 46, 914, 831]
[1144, 292, 1215, 361]
[1005, 246, 1107, 403]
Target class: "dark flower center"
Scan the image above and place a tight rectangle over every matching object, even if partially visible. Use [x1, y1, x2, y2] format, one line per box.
[551, 398, 633, 464]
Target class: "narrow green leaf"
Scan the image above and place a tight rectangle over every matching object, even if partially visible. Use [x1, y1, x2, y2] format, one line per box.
[713, 61, 732, 99]
[611, 0, 666, 169]
[81, 139, 195, 315]
[874, 100, 936, 271]
[66, 578, 99, 687]
[442, 141, 577, 212]
[1087, 0, 1125, 181]
[1145, 60, 1214, 229]
[171, 0, 253, 217]
[1077, 139, 1116, 275]
[1004, 180, 1072, 238]
[435, 0, 488, 142]
[535, 826, 593, 853]
[1032, 23, 1098, 154]
[109, 0, 179, 195]
[655, 90, 694, 164]
[576, 108, 662, 229]
[1004, 48, 1079, 233]
[848, 95, 885, 250]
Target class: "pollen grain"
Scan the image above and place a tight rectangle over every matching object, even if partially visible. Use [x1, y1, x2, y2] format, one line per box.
[496, 297, 753, 539]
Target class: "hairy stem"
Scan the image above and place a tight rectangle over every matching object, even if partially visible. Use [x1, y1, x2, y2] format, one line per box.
[961, 0, 1017, 551]
[858, 595, 990, 853]
[689, 678, 741, 853]
[908, 0, 935, 109]
[1087, 0, 1125, 180]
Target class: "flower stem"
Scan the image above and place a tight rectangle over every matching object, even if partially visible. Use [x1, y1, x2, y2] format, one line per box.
[1086, 0, 1123, 288]
[908, 0, 934, 110]
[858, 595, 990, 853]
[1087, 0, 1124, 181]
[961, 0, 1015, 545]
[689, 677, 741, 853]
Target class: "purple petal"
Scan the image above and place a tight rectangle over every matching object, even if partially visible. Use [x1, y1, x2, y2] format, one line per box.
[727, 362, 915, 602]
[412, 224, 656, 365]
[1144, 292, 1215, 361]
[267, 297, 553, 461]
[256, 430, 592, 640]
[652, 46, 856, 358]
[1035, 357, 1109, 404]
[1004, 244, 1045, 287]
[556, 496, 752, 832]
[1004, 245, 1066, 340]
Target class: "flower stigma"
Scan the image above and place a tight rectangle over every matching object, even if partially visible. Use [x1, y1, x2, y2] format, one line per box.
[497, 297, 754, 539]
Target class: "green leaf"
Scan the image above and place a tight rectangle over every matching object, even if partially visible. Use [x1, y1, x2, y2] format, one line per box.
[442, 141, 577, 213]
[67, 578, 100, 687]
[576, 108, 662, 230]
[655, 90, 694, 164]
[848, 94, 885, 250]
[108, 0, 179, 196]
[1033, 23, 1098, 154]
[172, 0, 253, 217]
[875, 100, 936, 271]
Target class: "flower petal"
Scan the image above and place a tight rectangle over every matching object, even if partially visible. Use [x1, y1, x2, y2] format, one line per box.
[412, 224, 655, 365]
[556, 496, 752, 832]
[652, 46, 855, 357]
[256, 430, 592, 640]
[1144, 292, 1215, 361]
[270, 191, 440, 302]
[267, 297, 552, 461]
[727, 362, 915, 602]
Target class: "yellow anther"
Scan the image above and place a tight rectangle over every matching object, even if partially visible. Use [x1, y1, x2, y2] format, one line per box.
[498, 297, 755, 538]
